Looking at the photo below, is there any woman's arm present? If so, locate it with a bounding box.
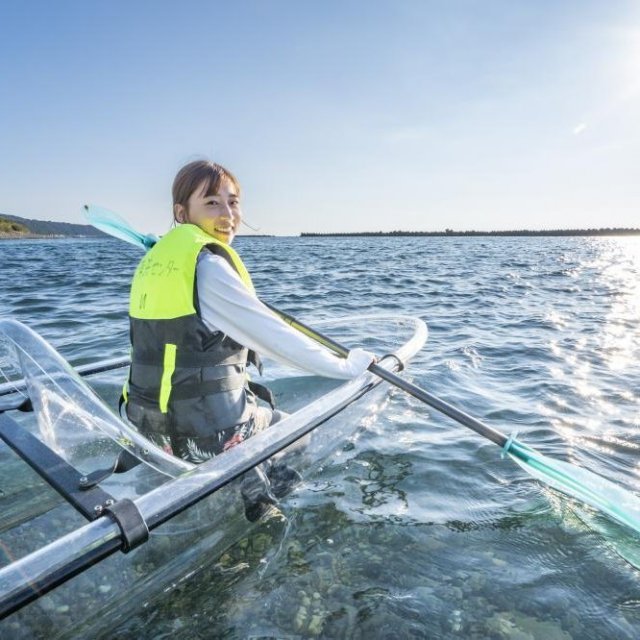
[196,252,373,379]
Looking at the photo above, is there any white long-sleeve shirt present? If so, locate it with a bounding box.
[196,252,373,380]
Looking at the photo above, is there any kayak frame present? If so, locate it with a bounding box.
[0,317,427,619]
[0,413,117,521]
[0,355,389,617]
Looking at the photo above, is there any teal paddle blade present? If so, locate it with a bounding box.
[507,440,640,535]
[83,205,157,250]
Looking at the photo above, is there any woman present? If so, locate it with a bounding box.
[124,160,374,516]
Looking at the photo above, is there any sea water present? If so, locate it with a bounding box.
[1,235,640,639]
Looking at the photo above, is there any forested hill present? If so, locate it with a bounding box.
[0,213,108,238]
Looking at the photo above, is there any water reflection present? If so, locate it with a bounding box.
[355,451,412,513]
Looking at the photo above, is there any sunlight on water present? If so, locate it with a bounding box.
[556,238,640,492]
[598,238,640,372]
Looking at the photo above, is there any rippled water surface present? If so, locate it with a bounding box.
[2,235,640,639]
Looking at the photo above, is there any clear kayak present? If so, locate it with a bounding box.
[0,315,426,637]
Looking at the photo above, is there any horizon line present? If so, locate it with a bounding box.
[298,228,640,238]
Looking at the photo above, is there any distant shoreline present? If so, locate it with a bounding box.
[0,233,97,240]
[0,233,63,240]
[301,228,640,238]
[0,233,272,241]
[2,228,639,241]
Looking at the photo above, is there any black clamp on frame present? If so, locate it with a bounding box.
[380,353,405,372]
[104,499,149,553]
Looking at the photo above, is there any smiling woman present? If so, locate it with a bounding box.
[123,159,376,517]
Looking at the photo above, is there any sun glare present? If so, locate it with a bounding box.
[599,238,640,372]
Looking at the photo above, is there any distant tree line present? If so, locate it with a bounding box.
[236,234,275,238]
[301,228,640,238]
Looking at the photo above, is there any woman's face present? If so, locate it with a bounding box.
[178,178,242,244]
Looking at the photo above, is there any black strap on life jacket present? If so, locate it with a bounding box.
[247,380,276,409]
[247,349,264,375]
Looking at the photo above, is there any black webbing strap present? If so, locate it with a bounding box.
[132,351,246,368]
[168,374,247,401]
[128,374,247,406]
[104,498,149,553]
[248,380,276,409]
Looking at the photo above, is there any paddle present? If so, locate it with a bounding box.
[85,205,640,536]
[84,205,158,249]
[267,307,640,534]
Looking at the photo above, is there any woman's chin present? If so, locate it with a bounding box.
[197,222,234,244]
[212,230,234,245]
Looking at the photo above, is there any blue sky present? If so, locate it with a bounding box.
[0,1,638,235]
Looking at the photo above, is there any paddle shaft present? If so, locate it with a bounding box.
[84,209,508,449]
[267,303,509,449]
[1,309,507,450]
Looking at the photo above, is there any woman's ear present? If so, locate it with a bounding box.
[174,204,186,224]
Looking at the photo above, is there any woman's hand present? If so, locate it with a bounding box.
[345,347,377,377]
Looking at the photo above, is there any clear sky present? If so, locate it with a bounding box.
[1,1,638,236]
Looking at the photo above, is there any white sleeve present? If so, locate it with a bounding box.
[195,252,373,380]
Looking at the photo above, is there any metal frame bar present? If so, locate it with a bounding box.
[0,414,115,521]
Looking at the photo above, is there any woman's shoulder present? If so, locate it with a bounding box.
[197,250,243,282]
[197,249,231,269]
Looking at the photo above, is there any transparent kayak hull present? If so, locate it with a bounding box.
[0,315,426,636]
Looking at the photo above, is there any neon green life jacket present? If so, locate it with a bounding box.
[126,224,262,462]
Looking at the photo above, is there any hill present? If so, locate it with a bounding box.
[0,213,108,238]
[0,218,30,235]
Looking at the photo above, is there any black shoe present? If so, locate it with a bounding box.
[243,497,279,523]
[241,465,278,522]
[268,462,302,499]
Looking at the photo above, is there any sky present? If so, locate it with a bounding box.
[0,1,638,236]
